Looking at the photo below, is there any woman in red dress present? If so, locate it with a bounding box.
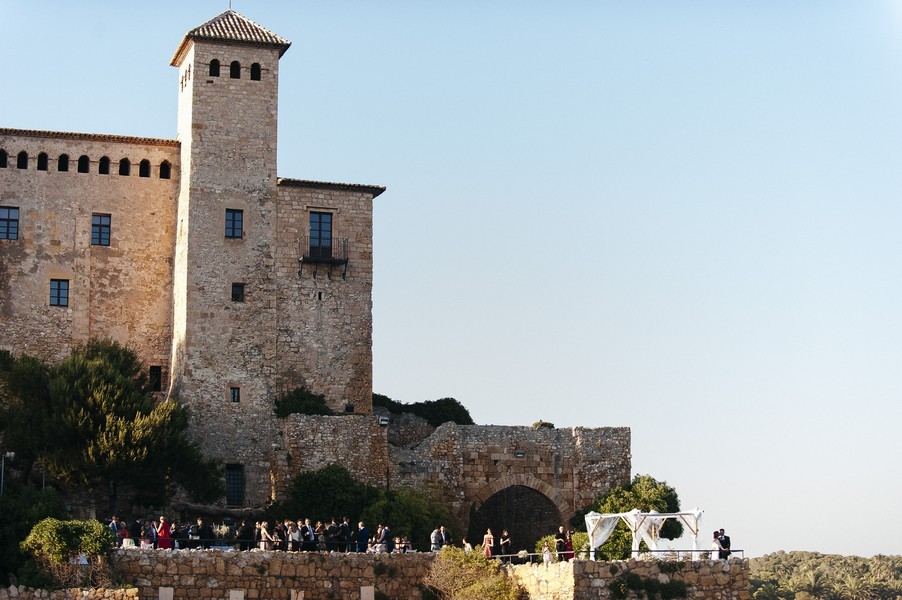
[482,528,494,558]
[156,516,173,550]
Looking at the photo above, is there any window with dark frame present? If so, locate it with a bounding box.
[50,279,69,307]
[119,158,130,176]
[77,155,90,173]
[58,154,69,172]
[225,464,245,506]
[209,59,220,77]
[91,214,111,246]
[149,366,162,392]
[309,211,333,259]
[17,151,27,169]
[250,63,261,80]
[231,282,245,302]
[99,157,110,175]
[139,160,151,177]
[1,207,19,240]
[225,209,243,239]
[229,386,240,403]
[37,153,48,171]
[230,61,241,79]
[160,161,171,179]
[0,149,7,168]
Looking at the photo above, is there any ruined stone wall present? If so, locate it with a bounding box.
[109,549,432,600]
[0,588,138,600]
[510,558,750,600]
[273,183,375,415]
[389,424,632,524]
[374,407,436,448]
[273,415,391,496]
[0,130,179,374]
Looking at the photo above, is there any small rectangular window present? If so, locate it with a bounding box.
[1,206,20,240]
[225,464,245,506]
[50,279,69,307]
[231,283,245,302]
[149,366,162,392]
[229,386,241,403]
[91,214,111,246]
[309,211,333,259]
[225,209,243,239]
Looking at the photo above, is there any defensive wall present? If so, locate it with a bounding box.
[0,553,750,600]
[275,415,631,548]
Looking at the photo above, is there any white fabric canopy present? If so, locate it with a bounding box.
[583,508,705,560]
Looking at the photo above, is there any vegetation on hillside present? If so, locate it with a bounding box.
[423,545,525,600]
[20,518,117,588]
[373,393,474,427]
[274,385,334,417]
[749,551,901,600]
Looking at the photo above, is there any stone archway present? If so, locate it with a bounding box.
[466,475,570,556]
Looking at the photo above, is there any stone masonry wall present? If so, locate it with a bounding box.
[110,549,432,600]
[0,130,180,375]
[510,558,750,600]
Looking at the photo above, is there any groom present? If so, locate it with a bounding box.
[718,529,731,559]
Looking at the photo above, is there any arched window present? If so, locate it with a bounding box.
[99,157,110,175]
[17,151,28,169]
[119,158,130,176]
[159,161,171,180]
[58,154,69,172]
[139,159,151,178]
[230,61,241,79]
[37,153,49,171]
[209,59,220,77]
[0,149,7,168]
[78,155,90,173]
[250,63,261,81]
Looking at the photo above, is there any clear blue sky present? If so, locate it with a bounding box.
[2,1,900,558]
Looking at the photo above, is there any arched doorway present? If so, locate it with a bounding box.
[467,485,562,556]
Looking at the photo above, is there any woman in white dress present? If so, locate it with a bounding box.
[711,530,724,559]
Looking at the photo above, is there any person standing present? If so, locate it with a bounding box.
[155,516,173,550]
[357,522,370,553]
[430,526,442,552]
[542,541,553,565]
[236,519,254,551]
[439,525,451,548]
[499,529,512,562]
[554,526,566,561]
[718,529,731,559]
[711,531,725,560]
[482,528,494,558]
[378,523,394,553]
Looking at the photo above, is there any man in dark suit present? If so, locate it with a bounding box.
[357,521,370,553]
[378,523,394,553]
[718,529,731,559]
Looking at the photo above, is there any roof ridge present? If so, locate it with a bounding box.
[171,10,291,66]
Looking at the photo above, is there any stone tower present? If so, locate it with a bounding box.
[169,12,296,503]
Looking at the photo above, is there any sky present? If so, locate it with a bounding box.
[2,1,901,558]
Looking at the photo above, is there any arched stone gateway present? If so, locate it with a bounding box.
[468,484,562,556]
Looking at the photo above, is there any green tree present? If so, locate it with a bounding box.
[269,464,376,521]
[20,518,116,588]
[0,340,223,515]
[579,474,683,560]
[361,486,453,551]
[373,393,474,427]
[423,546,524,600]
[0,351,54,483]
[274,386,334,417]
[0,481,66,586]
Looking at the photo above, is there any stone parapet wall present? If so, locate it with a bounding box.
[509,558,750,600]
[109,549,433,600]
[0,588,138,600]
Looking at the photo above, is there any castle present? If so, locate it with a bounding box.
[0,10,629,546]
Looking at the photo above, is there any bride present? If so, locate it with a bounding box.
[711,530,725,559]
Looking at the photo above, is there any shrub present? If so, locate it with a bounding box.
[532,421,554,429]
[275,386,334,417]
[20,518,116,588]
[373,393,474,427]
[422,546,524,600]
[0,481,66,586]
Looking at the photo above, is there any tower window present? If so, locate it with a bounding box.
[16,151,28,169]
[250,63,261,81]
[77,155,90,173]
[231,282,245,302]
[229,386,241,403]
[230,60,241,79]
[209,59,220,77]
[50,279,69,307]
[149,366,163,392]
[58,154,69,172]
[139,159,150,178]
[225,464,245,506]
[225,209,243,239]
[1,206,20,240]
[91,214,111,246]
[37,153,48,171]
[0,150,7,168]
[119,158,130,176]
[160,161,171,179]
[99,157,110,175]
[309,212,333,259]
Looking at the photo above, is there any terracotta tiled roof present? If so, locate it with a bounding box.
[278,178,386,199]
[0,127,179,147]
[171,10,292,66]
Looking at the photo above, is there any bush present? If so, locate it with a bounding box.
[422,546,524,600]
[532,421,554,429]
[275,386,334,417]
[0,481,66,586]
[20,518,116,588]
[373,393,474,427]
